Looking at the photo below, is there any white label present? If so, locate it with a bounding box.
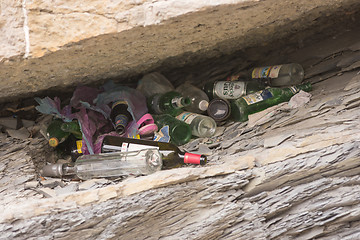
[176,112,198,124]
[122,143,159,152]
[268,65,282,78]
[214,81,246,99]
[252,65,282,79]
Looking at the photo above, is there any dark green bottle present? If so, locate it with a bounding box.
[153,114,192,146]
[230,82,312,122]
[47,119,82,147]
[61,120,82,139]
[56,135,83,161]
[47,119,71,147]
[148,91,191,116]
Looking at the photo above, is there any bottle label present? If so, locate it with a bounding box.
[176,112,197,124]
[242,89,273,105]
[289,86,299,94]
[112,100,128,109]
[153,126,170,143]
[76,140,83,154]
[184,153,201,165]
[120,142,159,152]
[252,65,282,79]
[214,81,246,99]
[115,114,129,129]
[171,97,184,108]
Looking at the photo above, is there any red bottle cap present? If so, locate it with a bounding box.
[184,153,207,165]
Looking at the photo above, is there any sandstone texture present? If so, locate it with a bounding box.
[0,0,359,103]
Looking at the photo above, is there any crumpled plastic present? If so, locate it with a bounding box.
[35,96,73,122]
[288,90,312,108]
[35,81,149,155]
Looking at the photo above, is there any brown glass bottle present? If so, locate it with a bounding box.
[101,135,207,169]
[110,100,133,135]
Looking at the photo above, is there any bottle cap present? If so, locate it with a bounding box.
[207,98,231,122]
[49,137,59,147]
[184,153,207,165]
[198,100,209,111]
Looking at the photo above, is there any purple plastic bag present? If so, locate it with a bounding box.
[35,81,149,155]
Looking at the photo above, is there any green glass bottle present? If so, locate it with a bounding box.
[46,118,71,147]
[60,120,82,139]
[203,80,265,100]
[153,114,192,146]
[230,82,312,122]
[148,91,191,116]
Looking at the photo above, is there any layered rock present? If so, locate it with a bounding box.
[0,24,360,239]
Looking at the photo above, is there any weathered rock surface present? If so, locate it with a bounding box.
[0,0,360,103]
[0,23,360,239]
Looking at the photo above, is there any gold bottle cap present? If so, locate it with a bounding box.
[49,138,59,147]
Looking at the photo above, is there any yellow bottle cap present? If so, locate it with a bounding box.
[76,140,83,153]
[49,138,59,147]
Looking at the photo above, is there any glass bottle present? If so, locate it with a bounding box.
[148,91,191,116]
[46,118,71,147]
[176,82,209,113]
[60,120,82,139]
[101,135,207,169]
[56,135,83,161]
[202,80,265,100]
[153,114,192,146]
[110,100,133,135]
[207,98,231,123]
[136,72,175,98]
[176,111,216,138]
[230,82,312,122]
[251,63,304,87]
[40,149,163,179]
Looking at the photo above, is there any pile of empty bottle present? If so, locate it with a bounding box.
[38,63,311,179]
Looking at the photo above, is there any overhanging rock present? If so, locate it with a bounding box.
[1,0,360,103]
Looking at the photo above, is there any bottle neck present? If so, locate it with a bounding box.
[171,96,191,109]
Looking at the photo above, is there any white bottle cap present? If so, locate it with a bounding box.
[199,100,209,111]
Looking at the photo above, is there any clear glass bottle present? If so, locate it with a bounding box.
[176,82,209,113]
[153,114,192,146]
[203,80,265,100]
[136,72,175,98]
[101,135,207,169]
[230,82,312,122]
[251,63,304,87]
[148,91,191,116]
[40,149,163,179]
[176,111,216,138]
